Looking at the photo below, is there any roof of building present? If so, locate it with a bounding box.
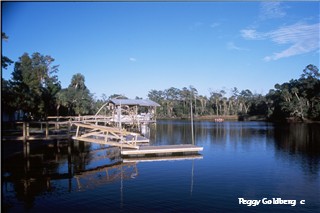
[109,99,160,107]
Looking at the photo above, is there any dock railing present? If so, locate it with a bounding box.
[2,120,74,141]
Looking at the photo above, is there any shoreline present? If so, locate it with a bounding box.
[157,115,320,123]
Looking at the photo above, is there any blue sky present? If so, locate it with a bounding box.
[2,1,319,99]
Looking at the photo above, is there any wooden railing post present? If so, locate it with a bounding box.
[76,125,80,137]
[68,121,71,137]
[23,122,27,142]
[45,122,49,139]
[26,122,30,137]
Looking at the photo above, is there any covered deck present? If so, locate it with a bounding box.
[107,99,160,127]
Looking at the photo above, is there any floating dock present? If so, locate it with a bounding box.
[121,144,203,157]
[122,154,203,163]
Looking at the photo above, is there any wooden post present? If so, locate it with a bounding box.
[120,129,123,152]
[26,142,30,156]
[23,122,27,142]
[76,126,80,137]
[45,122,49,139]
[105,131,108,142]
[26,122,30,137]
[67,121,71,137]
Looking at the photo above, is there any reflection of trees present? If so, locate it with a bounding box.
[273,123,320,175]
[151,120,193,145]
[2,140,121,211]
[152,120,272,146]
[2,137,202,212]
[3,142,68,210]
[274,123,320,155]
[152,121,320,177]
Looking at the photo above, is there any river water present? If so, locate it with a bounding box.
[2,121,320,212]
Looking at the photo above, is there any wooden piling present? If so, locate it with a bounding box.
[26,122,30,137]
[45,122,49,139]
[23,122,27,142]
[67,121,71,137]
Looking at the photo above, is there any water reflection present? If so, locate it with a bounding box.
[152,120,320,176]
[273,123,320,155]
[154,120,272,144]
[74,162,138,191]
[2,138,201,211]
[2,140,118,210]
[2,121,320,212]
[273,123,320,177]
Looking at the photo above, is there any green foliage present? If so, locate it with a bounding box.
[7,52,61,119]
[56,73,93,116]
[1,56,13,70]
[1,32,14,69]
[148,85,260,118]
[109,94,128,99]
[266,64,320,121]
[146,65,320,122]
[2,78,15,116]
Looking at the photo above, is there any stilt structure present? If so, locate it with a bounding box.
[72,123,148,149]
[71,122,203,156]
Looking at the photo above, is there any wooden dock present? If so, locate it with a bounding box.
[1,121,72,141]
[121,144,203,156]
[122,154,203,163]
[2,119,203,158]
[2,134,71,141]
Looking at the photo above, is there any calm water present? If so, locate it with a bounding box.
[2,121,320,212]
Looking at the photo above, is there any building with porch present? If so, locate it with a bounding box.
[107,99,160,128]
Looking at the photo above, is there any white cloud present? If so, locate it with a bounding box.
[265,22,320,61]
[241,22,320,61]
[240,29,264,40]
[227,42,249,51]
[259,2,286,20]
[129,57,137,62]
[268,23,318,44]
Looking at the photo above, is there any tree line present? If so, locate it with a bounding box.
[2,33,320,121]
[147,65,320,122]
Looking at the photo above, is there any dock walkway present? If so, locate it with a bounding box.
[2,119,203,157]
[121,144,203,156]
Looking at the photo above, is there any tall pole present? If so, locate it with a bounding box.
[119,100,122,153]
[119,100,122,130]
[190,99,194,145]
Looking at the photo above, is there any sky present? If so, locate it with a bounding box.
[2,1,320,99]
